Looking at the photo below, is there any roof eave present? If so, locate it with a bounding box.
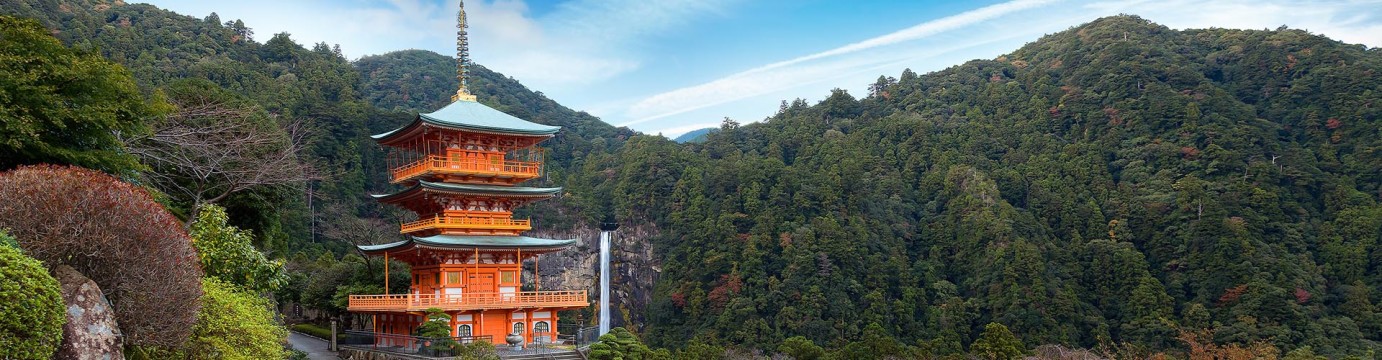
[417,115,560,136]
[357,236,579,254]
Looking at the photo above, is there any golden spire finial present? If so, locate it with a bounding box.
[452,0,476,102]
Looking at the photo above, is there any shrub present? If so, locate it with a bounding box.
[285,349,309,360]
[590,327,671,360]
[190,204,287,294]
[184,278,288,360]
[0,230,17,249]
[416,308,458,355]
[0,165,203,347]
[454,340,500,360]
[0,239,67,359]
[291,323,334,340]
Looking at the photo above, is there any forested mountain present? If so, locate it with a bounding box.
[596,16,1381,356]
[4,0,1381,358]
[674,128,718,143]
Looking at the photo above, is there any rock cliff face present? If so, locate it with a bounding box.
[526,222,661,332]
[53,265,122,360]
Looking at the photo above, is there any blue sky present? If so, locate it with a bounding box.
[140,0,1382,137]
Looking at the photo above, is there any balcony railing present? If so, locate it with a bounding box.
[399,215,532,234]
[392,155,541,184]
[348,290,588,312]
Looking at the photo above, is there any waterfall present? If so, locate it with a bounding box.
[598,229,612,335]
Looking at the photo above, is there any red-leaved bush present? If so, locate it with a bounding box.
[0,165,203,348]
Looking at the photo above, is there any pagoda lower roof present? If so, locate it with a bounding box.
[372,181,561,202]
[372,99,560,144]
[359,235,577,254]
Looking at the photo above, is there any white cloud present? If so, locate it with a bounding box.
[464,0,737,89]
[625,0,1382,133]
[621,0,1063,127]
[141,0,734,88]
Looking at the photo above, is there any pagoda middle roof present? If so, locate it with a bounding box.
[359,235,577,254]
[372,99,560,143]
[372,181,561,202]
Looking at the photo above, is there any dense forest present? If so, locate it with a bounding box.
[2,0,1380,358]
[629,16,1382,357]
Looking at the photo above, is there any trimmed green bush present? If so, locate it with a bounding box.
[291,323,335,340]
[0,238,67,360]
[589,327,671,360]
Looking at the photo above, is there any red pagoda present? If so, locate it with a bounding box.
[346,0,586,345]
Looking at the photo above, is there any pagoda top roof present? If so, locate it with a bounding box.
[359,235,577,254]
[372,181,560,202]
[372,99,560,144]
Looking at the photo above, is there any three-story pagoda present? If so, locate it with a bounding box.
[346,0,586,345]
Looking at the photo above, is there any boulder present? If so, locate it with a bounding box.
[53,265,122,360]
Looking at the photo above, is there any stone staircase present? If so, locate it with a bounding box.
[498,349,583,360]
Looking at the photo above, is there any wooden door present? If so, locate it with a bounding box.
[468,273,495,293]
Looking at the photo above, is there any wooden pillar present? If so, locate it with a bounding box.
[449,311,458,337]
[526,309,534,344]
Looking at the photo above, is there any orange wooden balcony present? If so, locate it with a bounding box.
[348,290,588,312]
[399,215,531,234]
[391,155,541,184]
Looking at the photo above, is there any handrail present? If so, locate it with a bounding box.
[348,290,588,312]
[399,215,532,234]
[392,155,541,183]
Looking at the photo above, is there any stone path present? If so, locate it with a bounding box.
[288,331,337,360]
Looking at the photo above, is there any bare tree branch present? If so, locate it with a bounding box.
[120,88,319,214]
[319,202,399,271]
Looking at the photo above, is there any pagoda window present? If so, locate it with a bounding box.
[447,272,461,284]
[457,324,472,337]
[534,321,549,333]
[513,322,524,334]
[500,271,516,284]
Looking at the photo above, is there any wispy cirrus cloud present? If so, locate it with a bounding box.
[622,0,1382,135]
[141,0,737,88]
[466,0,738,87]
[620,0,1063,127]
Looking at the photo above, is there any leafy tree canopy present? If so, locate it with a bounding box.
[0,15,160,175]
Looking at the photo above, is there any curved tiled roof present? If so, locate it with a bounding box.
[372,99,560,142]
[359,235,577,253]
[371,181,561,202]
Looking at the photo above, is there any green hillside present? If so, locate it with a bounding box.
[673,127,718,143]
[596,16,1381,356]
